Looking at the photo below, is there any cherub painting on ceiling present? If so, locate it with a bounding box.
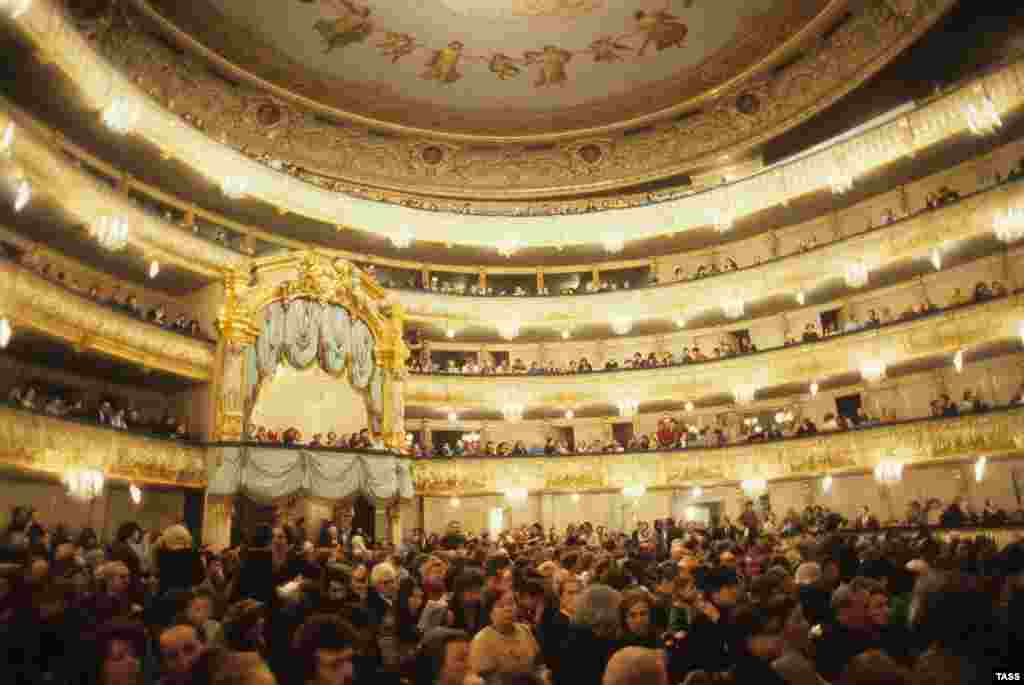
[304,0,697,87]
[423,41,465,83]
[313,0,373,53]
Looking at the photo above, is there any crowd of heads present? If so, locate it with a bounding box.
[8,244,209,340]
[6,381,192,439]
[2,497,1023,685]
[250,426,381,450]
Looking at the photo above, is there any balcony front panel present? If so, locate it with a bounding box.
[0,404,206,488]
[0,260,216,381]
[395,180,1024,330]
[410,405,1024,496]
[5,102,246,277]
[404,294,1023,408]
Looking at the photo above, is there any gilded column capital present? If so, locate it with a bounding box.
[216,268,259,347]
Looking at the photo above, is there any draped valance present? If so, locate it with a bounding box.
[208,446,413,503]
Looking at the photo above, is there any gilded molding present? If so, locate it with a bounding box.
[0,261,215,381]
[410,406,1024,495]
[403,295,1024,407]
[2,98,245,276]
[0,405,207,488]
[65,0,952,198]
[397,180,1024,328]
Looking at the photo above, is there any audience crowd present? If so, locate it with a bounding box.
[5,382,194,440]
[0,242,209,341]
[1,496,1022,685]
[414,392,1014,458]
[249,427,383,451]
[407,280,1007,376]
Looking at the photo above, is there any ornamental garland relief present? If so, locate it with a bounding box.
[77,0,952,198]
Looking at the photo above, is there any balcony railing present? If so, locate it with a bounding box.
[410,404,1024,496]
[0,258,215,380]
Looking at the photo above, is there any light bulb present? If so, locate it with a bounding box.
[564,409,574,420]
[450,497,460,508]
[149,260,160,279]
[930,248,942,271]
[129,483,142,504]
[0,122,13,154]
[0,317,11,348]
[391,226,414,249]
[445,328,456,339]
[571,493,580,503]
[953,349,964,374]
[810,382,819,397]
[447,411,458,423]
[796,291,806,306]
[821,475,833,493]
[691,486,703,499]
[561,329,570,339]
[684,401,694,412]
[13,179,30,213]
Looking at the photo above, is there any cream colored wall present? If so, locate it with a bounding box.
[250,365,369,437]
[417,455,1024,535]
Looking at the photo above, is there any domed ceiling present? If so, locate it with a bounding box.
[149,0,832,137]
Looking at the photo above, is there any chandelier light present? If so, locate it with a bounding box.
[930,248,942,271]
[390,225,414,249]
[828,162,854,195]
[774,410,794,425]
[564,409,574,420]
[220,175,250,199]
[684,401,694,412]
[845,261,869,288]
[860,360,887,383]
[821,474,833,493]
[722,298,744,319]
[571,493,580,503]
[796,290,806,306]
[622,484,646,499]
[974,456,987,483]
[149,260,160,279]
[13,178,30,213]
[711,204,737,233]
[617,398,639,418]
[0,122,13,154]
[994,208,1024,243]
[733,385,757,405]
[3,0,32,19]
[874,461,903,486]
[505,488,528,504]
[498,321,520,340]
[129,483,142,505]
[963,94,1003,136]
[610,316,632,335]
[63,468,105,501]
[675,318,686,329]
[445,327,456,339]
[502,403,525,423]
[810,382,819,397]
[0,317,12,348]
[446,410,458,423]
[953,349,964,374]
[561,329,571,339]
[101,96,141,134]
[496,236,520,258]
[89,215,129,251]
[449,496,460,508]
[741,478,767,498]
[691,486,703,499]
[602,232,625,254]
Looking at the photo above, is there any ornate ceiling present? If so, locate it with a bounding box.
[156,0,826,137]
[73,0,951,200]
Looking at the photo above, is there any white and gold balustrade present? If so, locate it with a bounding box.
[0,402,207,488]
[0,98,245,277]
[0,256,215,380]
[410,405,1024,497]
[404,292,1024,411]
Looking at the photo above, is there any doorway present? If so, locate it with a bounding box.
[554,426,574,452]
[351,496,375,543]
[835,393,863,423]
[612,422,634,447]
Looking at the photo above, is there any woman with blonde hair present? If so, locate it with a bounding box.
[155,524,204,597]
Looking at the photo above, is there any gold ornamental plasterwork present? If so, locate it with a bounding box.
[410,406,1024,495]
[397,179,1024,329]
[403,295,1024,407]
[72,0,953,198]
[0,405,207,488]
[0,260,215,381]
